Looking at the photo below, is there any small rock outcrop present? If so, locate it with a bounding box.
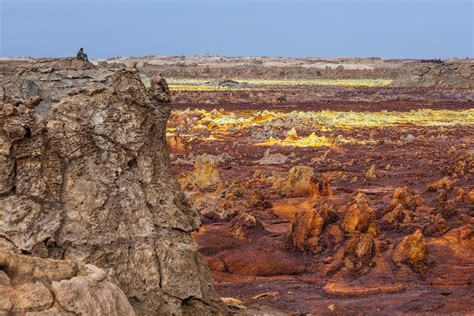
[228,213,265,241]
[257,148,288,165]
[289,202,339,254]
[309,174,333,198]
[380,187,424,231]
[342,233,375,272]
[179,154,221,189]
[393,229,429,275]
[0,63,226,314]
[273,165,315,197]
[289,208,325,254]
[341,193,378,236]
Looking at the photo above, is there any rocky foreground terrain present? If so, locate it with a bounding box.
[0,56,473,315]
[0,59,230,315]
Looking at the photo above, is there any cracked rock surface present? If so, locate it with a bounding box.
[0,60,226,315]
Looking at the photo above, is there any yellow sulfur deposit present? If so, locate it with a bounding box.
[170,108,474,132]
[256,132,373,148]
[168,108,474,148]
[256,133,332,147]
[168,78,393,89]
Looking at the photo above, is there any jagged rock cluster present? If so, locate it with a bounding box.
[288,183,430,277]
[0,60,226,315]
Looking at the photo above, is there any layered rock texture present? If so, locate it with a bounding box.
[0,250,135,315]
[0,60,226,315]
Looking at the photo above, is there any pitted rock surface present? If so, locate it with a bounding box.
[0,64,226,314]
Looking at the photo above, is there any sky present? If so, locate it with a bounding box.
[1,0,473,59]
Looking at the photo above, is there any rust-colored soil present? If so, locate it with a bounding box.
[169,84,474,314]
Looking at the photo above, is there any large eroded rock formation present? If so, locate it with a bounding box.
[0,62,226,314]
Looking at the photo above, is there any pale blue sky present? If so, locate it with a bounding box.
[1,0,473,59]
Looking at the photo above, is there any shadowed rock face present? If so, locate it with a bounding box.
[0,63,226,314]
